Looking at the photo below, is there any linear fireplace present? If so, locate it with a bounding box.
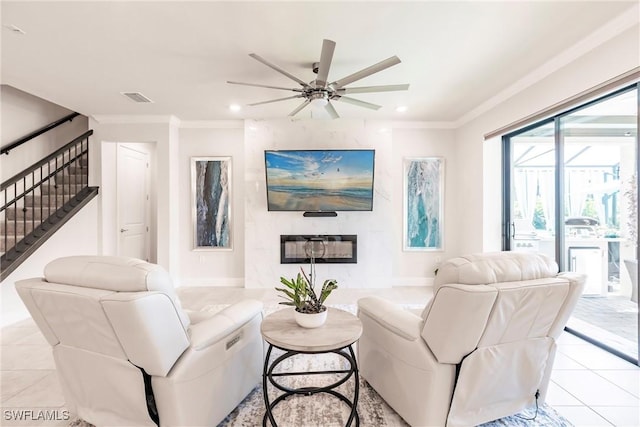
[280,235,357,264]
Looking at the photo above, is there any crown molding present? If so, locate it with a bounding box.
[390,121,457,129]
[454,3,640,128]
[91,115,181,126]
[179,120,244,129]
[90,115,457,130]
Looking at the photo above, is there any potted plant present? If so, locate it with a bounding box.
[276,267,338,328]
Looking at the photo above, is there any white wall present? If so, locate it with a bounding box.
[89,118,180,277]
[178,126,245,286]
[1,85,88,181]
[1,198,99,327]
[174,120,459,288]
[456,24,640,254]
[0,86,96,327]
[391,127,458,282]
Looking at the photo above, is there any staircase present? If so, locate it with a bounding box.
[1,130,99,280]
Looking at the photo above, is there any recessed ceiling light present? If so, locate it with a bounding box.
[395,106,408,113]
[229,104,242,112]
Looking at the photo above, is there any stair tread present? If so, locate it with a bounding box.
[1,186,99,280]
[1,130,93,279]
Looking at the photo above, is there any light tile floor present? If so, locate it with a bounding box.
[1,287,639,427]
[571,295,639,358]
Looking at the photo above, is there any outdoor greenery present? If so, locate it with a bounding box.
[532,196,547,230]
[625,173,637,246]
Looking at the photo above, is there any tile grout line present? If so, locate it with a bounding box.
[549,378,618,426]
[0,370,54,405]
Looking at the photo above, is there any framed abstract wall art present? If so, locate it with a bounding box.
[191,157,232,250]
[403,157,444,251]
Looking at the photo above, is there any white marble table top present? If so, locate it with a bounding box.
[261,307,363,352]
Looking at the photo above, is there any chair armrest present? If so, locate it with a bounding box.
[189,299,263,351]
[557,271,586,287]
[184,308,217,324]
[549,272,586,338]
[357,296,423,341]
[101,292,190,376]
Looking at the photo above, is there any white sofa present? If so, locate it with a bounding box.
[16,256,264,427]
[357,251,585,427]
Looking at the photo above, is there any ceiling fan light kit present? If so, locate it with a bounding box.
[227,39,410,119]
[309,92,329,108]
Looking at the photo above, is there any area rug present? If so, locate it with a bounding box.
[216,303,572,426]
[220,386,570,427]
[70,303,573,426]
[217,347,573,427]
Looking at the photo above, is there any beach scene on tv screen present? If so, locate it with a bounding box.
[265,150,375,211]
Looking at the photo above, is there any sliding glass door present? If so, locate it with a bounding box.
[504,85,639,363]
[508,119,556,260]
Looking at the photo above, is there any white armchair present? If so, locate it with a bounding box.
[16,256,263,427]
[357,251,585,427]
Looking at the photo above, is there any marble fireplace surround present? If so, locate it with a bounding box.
[244,119,392,289]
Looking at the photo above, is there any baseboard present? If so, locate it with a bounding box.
[393,277,434,287]
[177,277,434,288]
[176,278,244,288]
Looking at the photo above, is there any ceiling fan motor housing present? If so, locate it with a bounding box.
[309,90,327,99]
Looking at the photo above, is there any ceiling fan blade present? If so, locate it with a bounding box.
[248,95,304,107]
[336,83,409,94]
[289,99,311,116]
[324,101,339,119]
[335,96,382,110]
[330,56,401,89]
[315,39,336,88]
[249,53,310,88]
[227,81,303,92]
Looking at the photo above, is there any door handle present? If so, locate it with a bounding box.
[120,228,129,233]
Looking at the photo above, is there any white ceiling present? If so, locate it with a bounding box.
[1,1,637,123]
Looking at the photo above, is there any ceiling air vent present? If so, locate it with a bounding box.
[121,92,153,103]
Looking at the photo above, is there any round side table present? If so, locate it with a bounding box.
[260,307,363,427]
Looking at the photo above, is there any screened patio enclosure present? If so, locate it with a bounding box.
[505,85,638,363]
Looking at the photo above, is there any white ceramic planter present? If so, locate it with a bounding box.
[294,309,328,328]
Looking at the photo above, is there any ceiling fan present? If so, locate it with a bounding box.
[227,39,409,119]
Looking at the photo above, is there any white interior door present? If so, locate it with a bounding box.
[117,144,150,261]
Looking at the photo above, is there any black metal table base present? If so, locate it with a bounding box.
[262,344,360,427]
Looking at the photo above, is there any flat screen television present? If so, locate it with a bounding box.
[264,149,375,212]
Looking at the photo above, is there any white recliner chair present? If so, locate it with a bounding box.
[357,251,585,427]
[16,256,264,427]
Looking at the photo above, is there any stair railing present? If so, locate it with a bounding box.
[1,130,93,261]
[0,112,80,156]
